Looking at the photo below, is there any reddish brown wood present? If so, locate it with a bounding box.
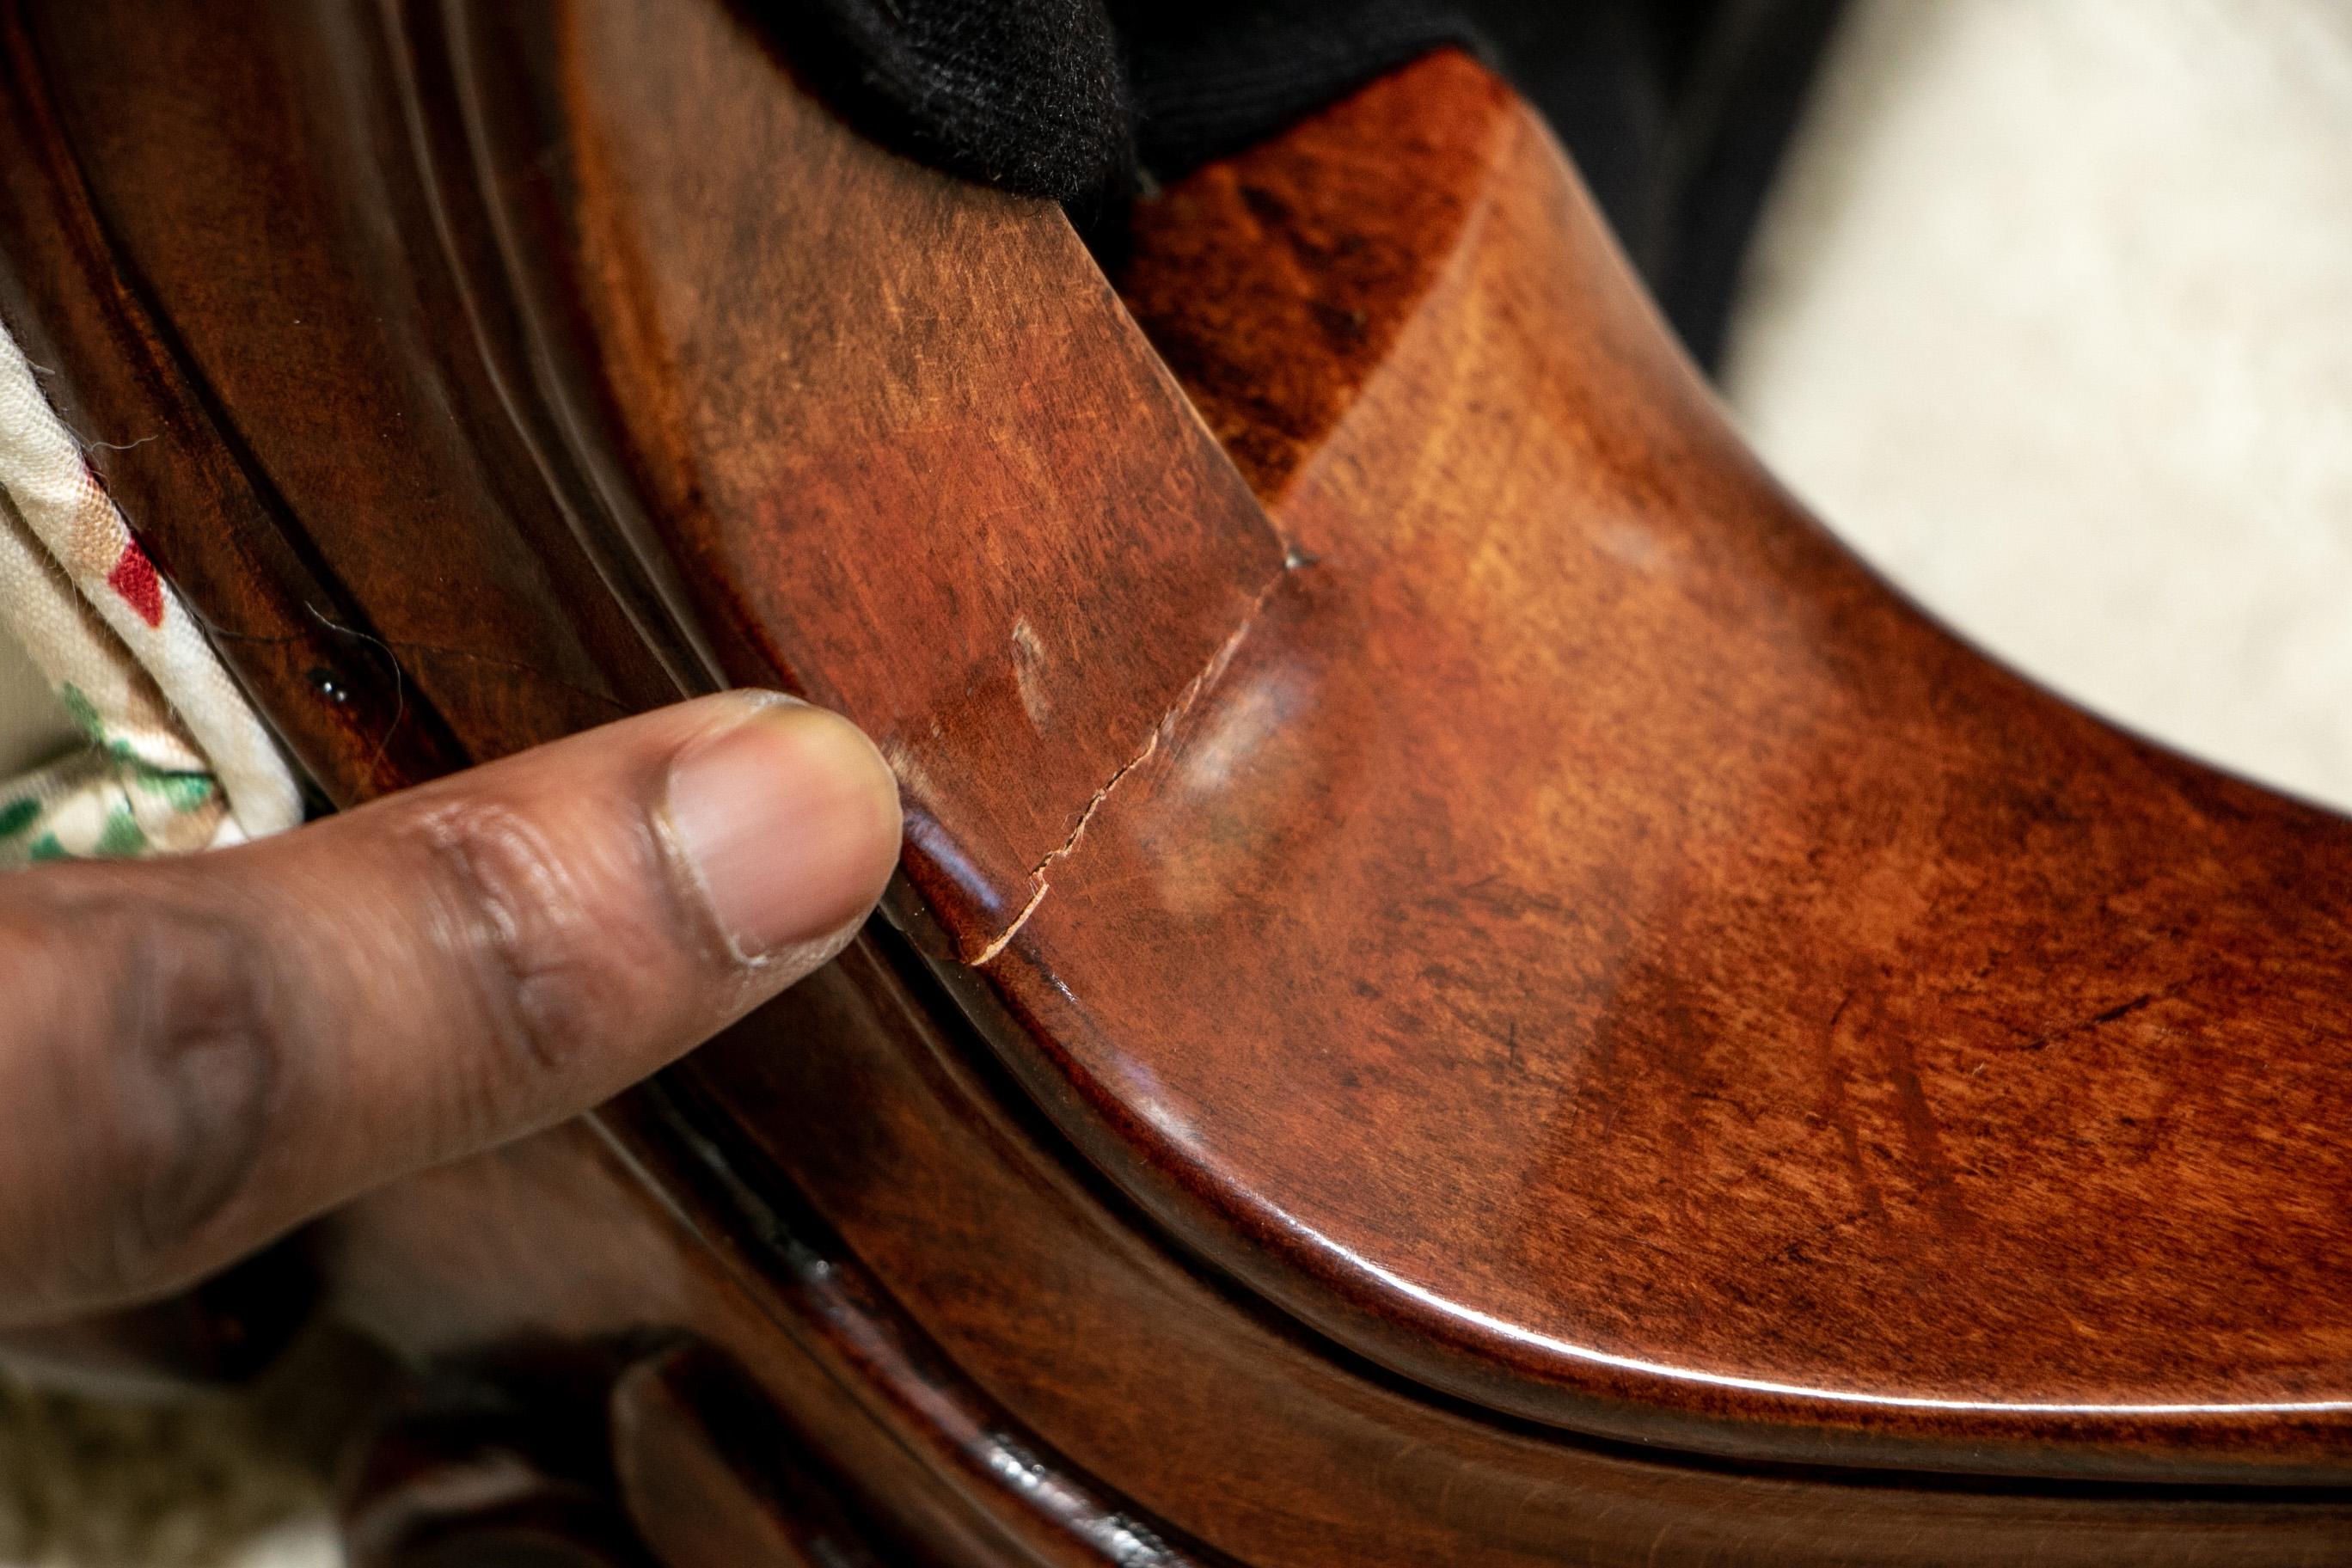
[972,47,2352,1476]
[500,0,1288,957]
[343,1338,904,1568]
[328,1099,1246,1567]
[610,1344,900,1568]
[671,932,2352,1564]
[328,1001,2352,1566]
[9,0,2352,1559]
[1115,55,1516,499]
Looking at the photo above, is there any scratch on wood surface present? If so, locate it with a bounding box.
[1010,615,1051,729]
[968,562,1292,965]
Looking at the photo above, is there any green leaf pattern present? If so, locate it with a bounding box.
[0,686,226,868]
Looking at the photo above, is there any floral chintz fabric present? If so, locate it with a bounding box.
[0,316,298,867]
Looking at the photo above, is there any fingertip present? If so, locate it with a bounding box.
[663,696,902,959]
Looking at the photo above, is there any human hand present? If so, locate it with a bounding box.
[0,692,901,1325]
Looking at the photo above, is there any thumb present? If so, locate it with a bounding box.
[0,691,900,1323]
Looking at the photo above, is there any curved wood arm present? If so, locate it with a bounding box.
[1055,49,2352,1478]
[8,0,2352,1557]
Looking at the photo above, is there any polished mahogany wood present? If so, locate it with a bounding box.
[343,1338,904,1567]
[319,983,2352,1565]
[669,928,2352,1563]
[1116,57,1518,501]
[610,1343,903,1567]
[959,46,2352,1477]
[9,0,2352,1558]
[454,0,1288,957]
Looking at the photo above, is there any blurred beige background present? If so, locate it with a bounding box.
[1725,0,2352,814]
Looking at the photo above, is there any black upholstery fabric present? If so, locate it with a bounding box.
[753,0,1847,374]
[755,0,1133,207]
[1110,1,1475,177]
[1491,0,1848,371]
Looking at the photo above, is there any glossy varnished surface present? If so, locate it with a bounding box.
[301,939,2352,1565]
[969,52,2352,1473]
[1113,58,1516,499]
[672,934,2352,1562]
[512,15,2352,1476]
[11,0,2352,1545]
[518,0,1286,956]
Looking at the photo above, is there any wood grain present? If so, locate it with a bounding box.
[9,0,2352,1557]
[611,1344,902,1568]
[492,0,1289,956]
[677,931,2352,1563]
[971,48,2352,1474]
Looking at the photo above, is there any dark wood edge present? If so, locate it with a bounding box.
[590,1078,1240,1568]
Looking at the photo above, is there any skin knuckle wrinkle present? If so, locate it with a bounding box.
[0,885,285,1305]
[407,799,628,1087]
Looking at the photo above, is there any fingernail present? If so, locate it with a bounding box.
[665,700,902,957]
